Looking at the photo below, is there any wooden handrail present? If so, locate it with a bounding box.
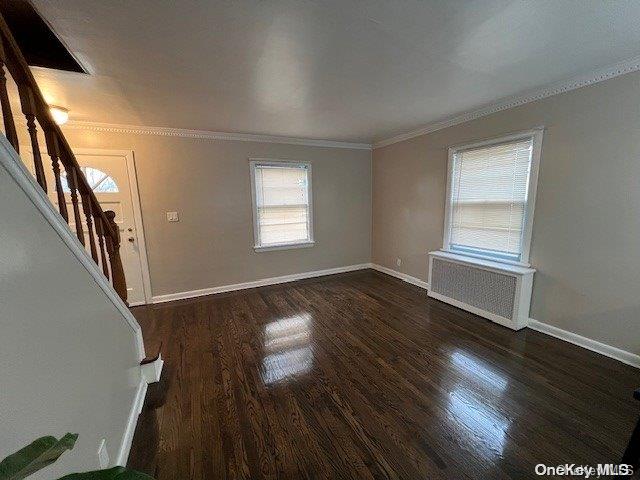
[0,12,127,303]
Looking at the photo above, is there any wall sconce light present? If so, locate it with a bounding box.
[49,105,69,125]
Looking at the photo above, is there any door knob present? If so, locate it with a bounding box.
[128,237,135,243]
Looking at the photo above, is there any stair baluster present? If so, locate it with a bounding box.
[66,165,85,246]
[43,129,69,222]
[18,84,47,192]
[80,189,99,264]
[95,216,110,279]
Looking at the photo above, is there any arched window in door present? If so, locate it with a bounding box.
[61,166,119,193]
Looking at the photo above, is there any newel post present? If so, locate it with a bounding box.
[105,210,127,303]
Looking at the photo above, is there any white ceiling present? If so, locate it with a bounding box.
[30,0,640,144]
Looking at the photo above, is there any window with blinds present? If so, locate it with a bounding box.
[251,161,313,250]
[445,134,540,264]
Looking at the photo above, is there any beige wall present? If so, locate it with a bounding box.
[373,71,640,355]
[60,129,372,297]
[55,71,639,356]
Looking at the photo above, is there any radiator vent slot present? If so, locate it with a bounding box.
[431,258,516,319]
[428,252,535,330]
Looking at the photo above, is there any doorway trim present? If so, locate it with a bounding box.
[73,148,152,305]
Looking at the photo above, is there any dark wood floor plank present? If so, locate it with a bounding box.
[129,270,639,479]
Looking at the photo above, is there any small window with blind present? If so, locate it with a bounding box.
[443,129,543,265]
[250,160,314,251]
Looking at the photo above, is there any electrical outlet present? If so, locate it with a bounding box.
[166,211,179,222]
[396,257,402,267]
[97,439,109,469]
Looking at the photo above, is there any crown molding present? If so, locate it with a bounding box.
[373,55,640,149]
[64,121,372,150]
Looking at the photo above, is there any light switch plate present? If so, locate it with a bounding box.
[166,211,179,222]
[97,439,109,469]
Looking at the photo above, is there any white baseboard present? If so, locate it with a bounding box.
[141,355,164,384]
[115,378,148,467]
[528,319,640,369]
[148,262,639,370]
[151,263,372,303]
[115,357,164,466]
[370,263,430,290]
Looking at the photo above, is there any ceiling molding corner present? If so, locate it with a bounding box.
[373,55,640,149]
[64,121,372,150]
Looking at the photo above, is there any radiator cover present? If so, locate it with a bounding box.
[427,251,535,330]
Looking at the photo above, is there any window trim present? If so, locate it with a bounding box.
[442,127,544,267]
[249,158,314,252]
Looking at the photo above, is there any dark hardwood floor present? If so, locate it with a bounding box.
[128,270,639,479]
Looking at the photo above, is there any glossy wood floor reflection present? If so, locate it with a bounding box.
[128,270,639,479]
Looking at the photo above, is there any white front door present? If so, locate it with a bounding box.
[22,147,150,305]
[71,151,148,305]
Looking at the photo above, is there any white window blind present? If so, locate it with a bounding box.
[447,137,534,262]
[252,162,312,248]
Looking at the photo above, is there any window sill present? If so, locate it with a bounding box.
[430,250,536,275]
[254,241,315,252]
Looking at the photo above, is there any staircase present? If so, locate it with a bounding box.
[0,12,164,471]
[0,12,127,302]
